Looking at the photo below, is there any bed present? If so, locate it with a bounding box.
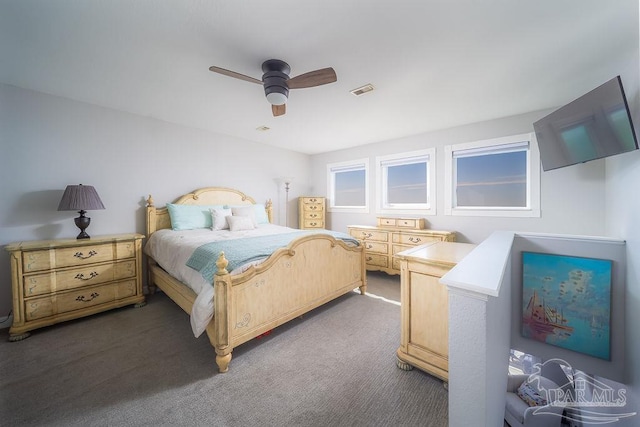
[145,187,366,373]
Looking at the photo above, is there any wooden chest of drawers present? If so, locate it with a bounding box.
[298,197,325,229]
[348,221,455,275]
[5,233,145,341]
[395,242,477,382]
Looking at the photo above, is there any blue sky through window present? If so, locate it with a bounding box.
[456,150,527,207]
[335,169,366,206]
[387,162,427,204]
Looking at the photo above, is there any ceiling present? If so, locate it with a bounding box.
[1,1,637,155]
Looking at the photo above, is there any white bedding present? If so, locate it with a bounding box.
[144,224,302,337]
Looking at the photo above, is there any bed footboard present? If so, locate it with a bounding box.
[209,234,366,373]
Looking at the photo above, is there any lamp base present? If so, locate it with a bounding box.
[74,211,91,239]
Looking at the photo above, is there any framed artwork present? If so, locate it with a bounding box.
[521,252,612,360]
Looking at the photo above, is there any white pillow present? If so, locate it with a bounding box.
[227,215,255,231]
[210,207,232,230]
[231,206,258,227]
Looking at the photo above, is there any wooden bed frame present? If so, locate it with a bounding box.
[145,187,366,373]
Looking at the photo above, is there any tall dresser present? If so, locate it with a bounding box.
[348,217,455,275]
[298,197,325,229]
[5,233,145,341]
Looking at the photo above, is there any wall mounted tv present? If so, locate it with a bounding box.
[533,76,638,171]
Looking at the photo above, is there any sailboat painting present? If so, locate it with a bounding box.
[522,252,612,360]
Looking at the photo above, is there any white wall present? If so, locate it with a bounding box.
[308,110,607,244]
[605,150,640,423]
[0,84,311,320]
[604,100,640,422]
[600,20,640,422]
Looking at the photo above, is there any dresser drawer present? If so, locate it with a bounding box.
[364,253,388,268]
[377,217,425,229]
[302,220,324,229]
[349,229,389,242]
[301,197,323,205]
[303,211,323,220]
[24,279,138,321]
[363,241,388,254]
[397,218,424,229]
[392,245,413,270]
[23,259,137,297]
[303,204,323,213]
[22,241,135,273]
[378,217,397,227]
[393,233,440,246]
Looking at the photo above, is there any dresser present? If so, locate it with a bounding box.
[395,241,476,382]
[5,233,145,341]
[298,197,325,229]
[347,218,455,275]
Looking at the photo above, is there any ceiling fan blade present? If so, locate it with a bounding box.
[208,66,262,85]
[287,67,337,89]
[272,104,286,117]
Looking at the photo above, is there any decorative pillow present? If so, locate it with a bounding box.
[517,380,547,407]
[231,206,258,227]
[210,207,232,230]
[227,215,255,231]
[253,204,270,224]
[167,204,223,230]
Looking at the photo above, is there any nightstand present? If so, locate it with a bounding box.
[5,233,145,341]
[395,241,476,381]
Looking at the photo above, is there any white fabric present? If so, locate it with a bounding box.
[227,215,255,231]
[144,224,297,337]
[210,207,231,230]
[231,205,258,227]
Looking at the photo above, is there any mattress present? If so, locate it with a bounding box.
[144,224,357,337]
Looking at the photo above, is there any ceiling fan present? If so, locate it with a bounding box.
[209,59,337,117]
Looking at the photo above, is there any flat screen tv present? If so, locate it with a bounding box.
[533,76,639,171]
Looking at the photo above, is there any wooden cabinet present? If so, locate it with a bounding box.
[395,242,476,381]
[5,233,145,341]
[298,197,325,229]
[347,218,455,275]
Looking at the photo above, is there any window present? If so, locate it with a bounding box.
[327,158,369,213]
[376,148,436,215]
[444,133,540,217]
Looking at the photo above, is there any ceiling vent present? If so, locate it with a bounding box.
[350,84,375,96]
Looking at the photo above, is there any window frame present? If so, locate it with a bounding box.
[375,148,436,215]
[444,133,540,217]
[327,158,370,213]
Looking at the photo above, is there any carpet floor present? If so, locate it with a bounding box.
[0,272,448,426]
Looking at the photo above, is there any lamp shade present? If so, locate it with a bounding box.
[57,184,105,211]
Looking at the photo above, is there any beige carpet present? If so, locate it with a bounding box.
[0,272,448,426]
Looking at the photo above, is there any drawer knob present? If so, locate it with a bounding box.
[76,292,100,302]
[366,244,373,249]
[74,250,97,260]
[366,257,373,262]
[75,271,99,281]
[409,237,422,243]
[361,232,373,239]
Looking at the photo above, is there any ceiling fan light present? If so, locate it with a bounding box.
[266,92,287,106]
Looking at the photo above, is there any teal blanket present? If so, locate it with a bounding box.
[186,230,359,284]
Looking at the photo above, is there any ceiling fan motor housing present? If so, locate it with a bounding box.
[262,59,290,105]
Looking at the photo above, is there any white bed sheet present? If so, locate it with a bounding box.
[144,224,300,337]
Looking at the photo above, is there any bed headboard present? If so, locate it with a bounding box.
[146,187,273,236]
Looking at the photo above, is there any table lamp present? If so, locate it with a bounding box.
[57,184,105,239]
